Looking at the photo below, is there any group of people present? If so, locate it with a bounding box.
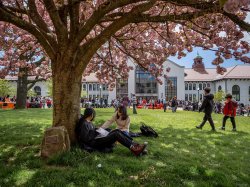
[75,105,147,157]
[196,87,238,131]
[26,96,52,108]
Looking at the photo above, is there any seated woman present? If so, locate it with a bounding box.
[75,108,147,156]
[101,105,130,136]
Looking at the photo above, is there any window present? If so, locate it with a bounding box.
[165,77,177,101]
[34,86,41,96]
[116,79,128,98]
[93,84,96,91]
[136,66,157,94]
[185,94,188,101]
[193,84,196,90]
[199,83,202,90]
[89,84,92,91]
[218,86,222,92]
[185,83,188,90]
[207,83,210,87]
[203,83,206,90]
[189,94,192,101]
[189,83,192,90]
[97,84,100,91]
[82,84,86,91]
[200,94,203,101]
[193,94,197,102]
[232,85,240,101]
[102,84,107,91]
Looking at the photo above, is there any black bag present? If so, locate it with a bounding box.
[140,123,158,137]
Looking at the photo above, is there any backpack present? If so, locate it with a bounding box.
[41,126,70,158]
[140,123,158,137]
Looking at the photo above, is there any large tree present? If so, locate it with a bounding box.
[0,24,51,108]
[0,0,249,142]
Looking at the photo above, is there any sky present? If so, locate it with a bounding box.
[169,14,250,68]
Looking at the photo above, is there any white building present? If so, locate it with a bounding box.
[184,55,250,105]
[83,58,185,103]
[5,55,250,105]
[5,75,48,96]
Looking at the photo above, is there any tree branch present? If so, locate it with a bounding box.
[223,12,250,32]
[0,5,56,59]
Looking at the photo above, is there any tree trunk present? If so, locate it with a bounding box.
[52,62,82,143]
[15,68,28,109]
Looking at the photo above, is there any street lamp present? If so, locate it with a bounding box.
[197,87,200,102]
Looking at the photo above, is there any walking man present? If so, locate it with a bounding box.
[196,87,216,131]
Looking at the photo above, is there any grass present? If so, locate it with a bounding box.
[0,108,250,187]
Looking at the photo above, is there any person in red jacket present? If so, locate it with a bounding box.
[220,94,238,131]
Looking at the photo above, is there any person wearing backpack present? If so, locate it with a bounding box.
[196,87,216,131]
[75,108,147,156]
[220,94,238,131]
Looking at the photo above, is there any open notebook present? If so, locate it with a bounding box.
[95,128,109,139]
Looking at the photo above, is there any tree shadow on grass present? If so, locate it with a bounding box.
[1,122,250,186]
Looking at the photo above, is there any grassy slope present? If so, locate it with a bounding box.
[0,108,249,187]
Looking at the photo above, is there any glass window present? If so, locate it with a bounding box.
[232,85,240,101]
[116,79,128,99]
[136,66,157,94]
[193,84,196,90]
[200,94,203,101]
[102,84,106,91]
[165,77,177,101]
[189,83,192,90]
[185,83,188,90]
[207,83,210,87]
[185,94,188,101]
[203,83,206,90]
[199,83,202,90]
[34,86,41,96]
[97,84,100,91]
[89,84,92,91]
[93,84,96,91]
[218,86,222,91]
[82,84,86,91]
[93,94,96,99]
[189,94,192,101]
[193,94,197,102]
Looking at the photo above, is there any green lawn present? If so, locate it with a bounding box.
[0,108,250,187]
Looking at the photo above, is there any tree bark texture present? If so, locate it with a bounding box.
[15,68,28,109]
[52,57,82,143]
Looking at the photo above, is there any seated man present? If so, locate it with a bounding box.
[75,108,147,156]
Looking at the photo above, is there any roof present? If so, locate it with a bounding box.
[5,75,38,81]
[185,65,250,82]
[82,73,99,82]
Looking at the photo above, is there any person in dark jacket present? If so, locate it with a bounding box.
[171,96,178,112]
[196,87,216,131]
[75,108,147,156]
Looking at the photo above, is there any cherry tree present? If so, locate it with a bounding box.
[0,23,51,108]
[0,0,249,142]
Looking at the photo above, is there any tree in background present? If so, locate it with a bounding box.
[0,24,51,108]
[0,79,15,98]
[214,90,226,102]
[0,0,249,142]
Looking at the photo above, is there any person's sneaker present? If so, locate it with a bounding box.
[196,126,202,129]
[232,128,237,132]
[219,127,225,130]
[130,143,147,156]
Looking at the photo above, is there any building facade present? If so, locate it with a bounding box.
[4,56,250,105]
